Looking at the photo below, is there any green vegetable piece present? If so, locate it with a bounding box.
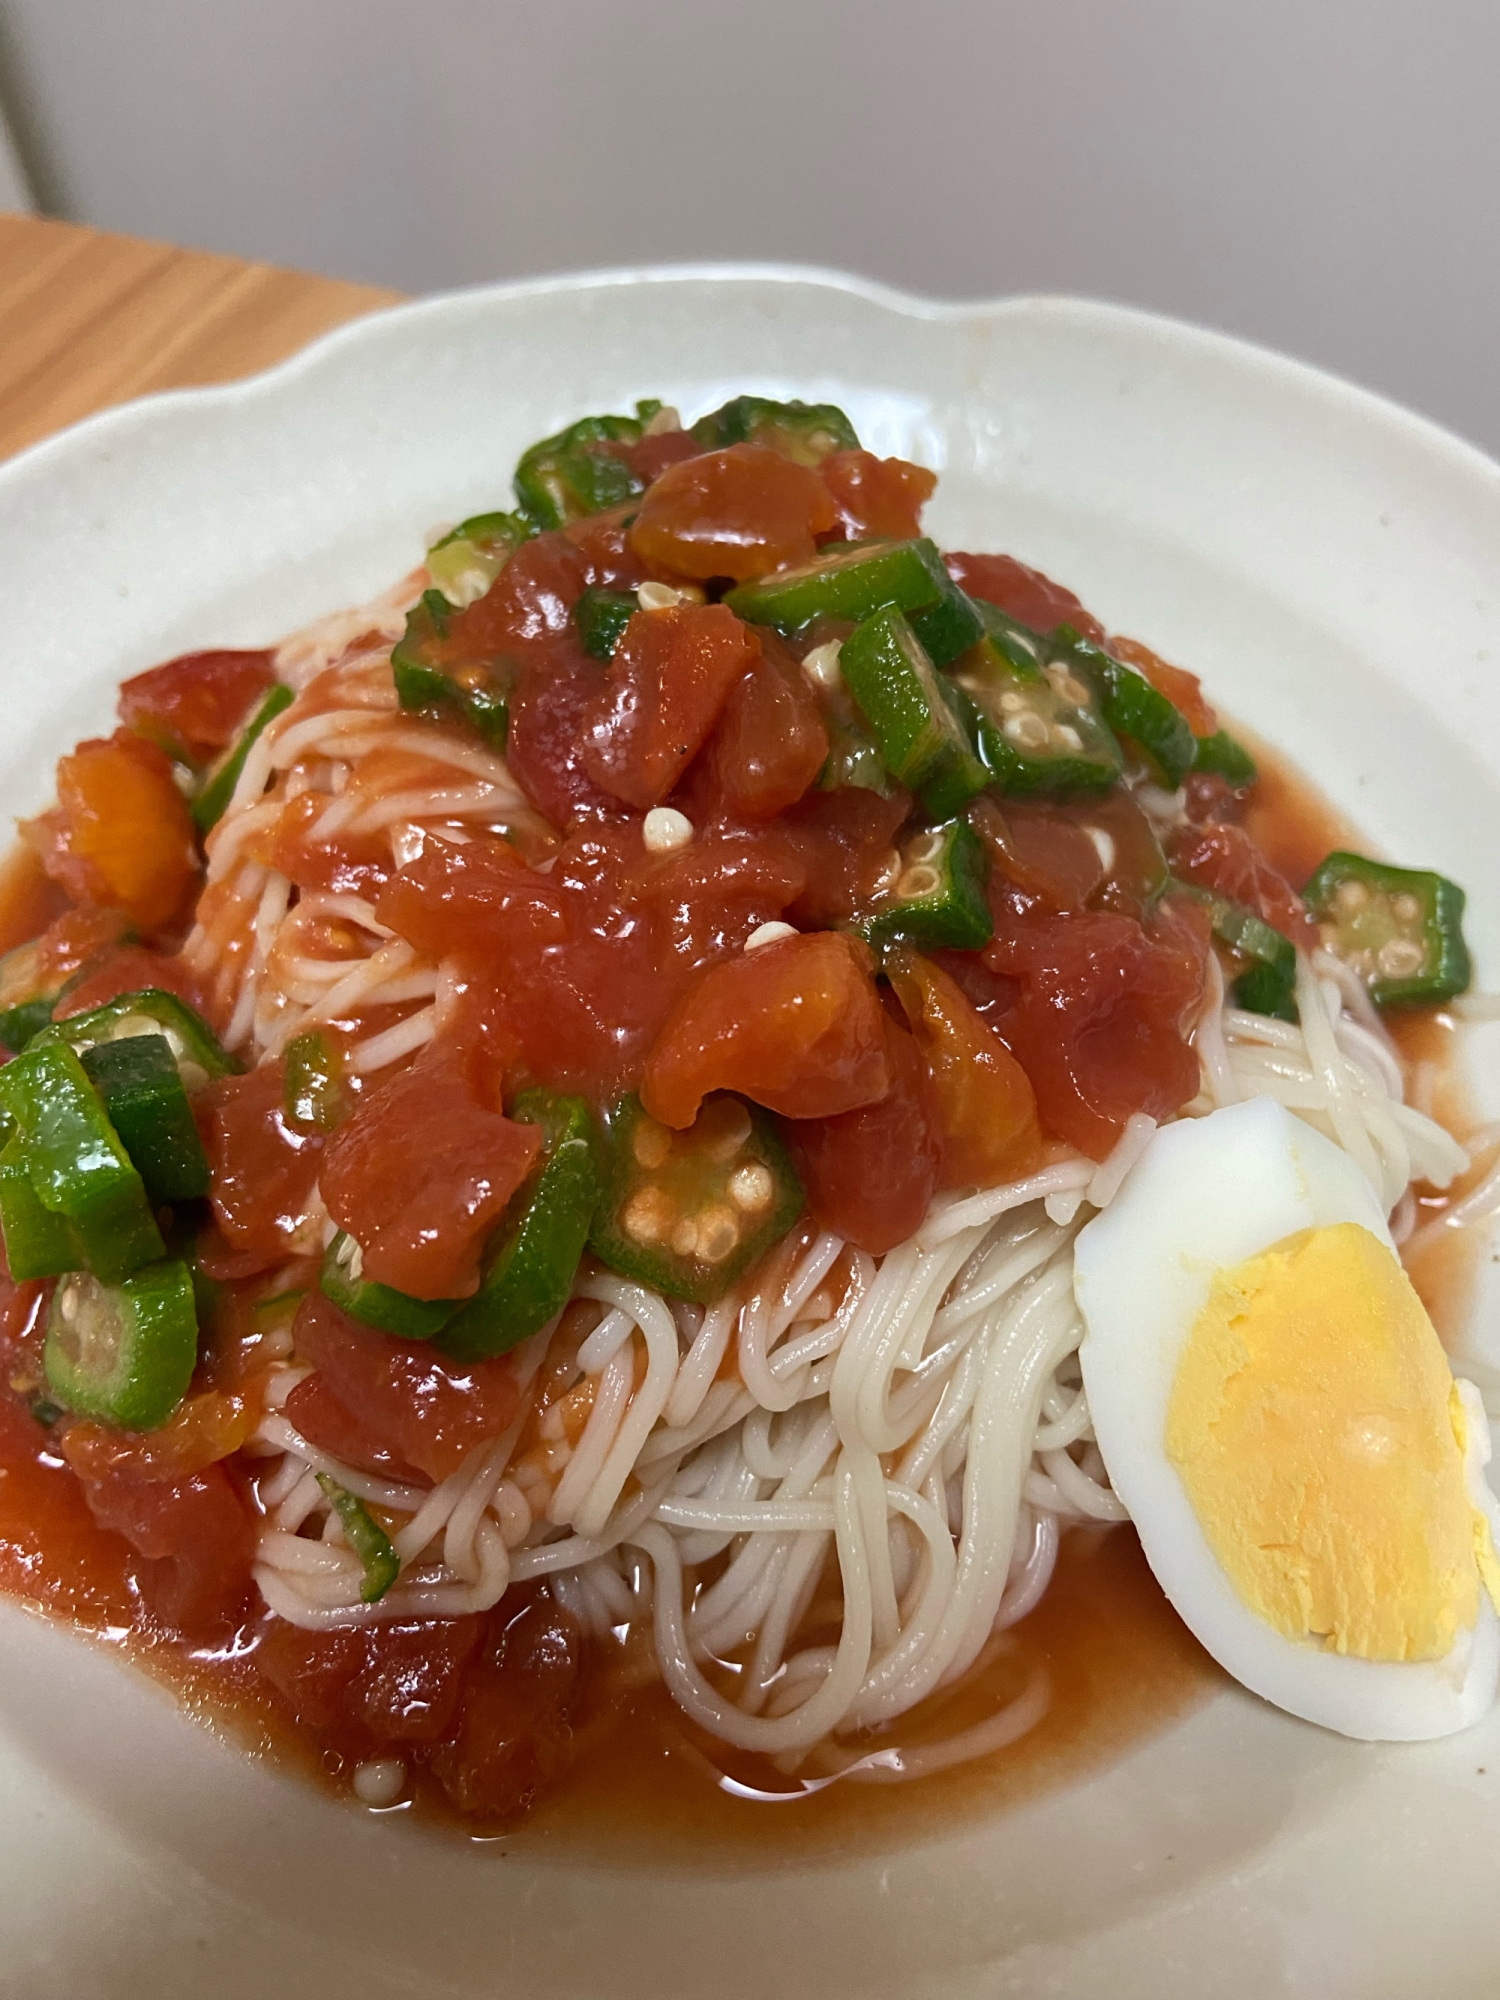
[1302,852,1472,1008]
[863,818,992,951]
[908,588,987,670]
[575,587,638,662]
[949,618,1123,797]
[319,1232,457,1341]
[36,987,240,1082]
[425,510,532,605]
[192,683,294,834]
[513,411,649,531]
[441,1090,600,1360]
[689,394,859,466]
[726,537,957,645]
[1059,629,1196,790]
[816,697,895,796]
[839,606,989,818]
[0,1042,164,1283]
[1233,958,1299,1023]
[0,995,54,1055]
[1171,877,1299,1021]
[392,589,514,751]
[283,1030,350,1133]
[0,1133,81,1278]
[1192,729,1258,787]
[0,939,70,1053]
[80,1036,210,1204]
[43,1259,198,1431]
[590,1093,803,1304]
[315,1473,400,1604]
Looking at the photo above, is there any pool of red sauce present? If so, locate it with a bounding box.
[0,741,1489,1863]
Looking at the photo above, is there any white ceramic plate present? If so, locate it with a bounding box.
[3,267,1500,2000]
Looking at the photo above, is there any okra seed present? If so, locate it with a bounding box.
[632,1118,673,1169]
[696,1207,741,1263]
[1377,937,1426,979]
[700,1099,753,1160]
[1085,826,1116,870]
[642,806,694,854]
[897,865,943,902]
[57,1279,78,1325]
[337,1236,364,1281]
[1053,724,1084,754]
[1334,879,1371,915]
[641,404,683,437]
[1391,893,1423,924]
[745,921,798,952]
[904,830,945,866]
[353,1758,407,1808]
[637,580,685,612]
[623,1188,672,1244]
[728,1163,775,1213]
[801,641,844,690]
[1045,667,1090,706]
[998,690,1027,716]
[1004,712,1050,750]
[671,1218,700,1258]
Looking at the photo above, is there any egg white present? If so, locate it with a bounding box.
[1074,1096,1500,1741]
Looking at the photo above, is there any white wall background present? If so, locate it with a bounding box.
[3,0,1498,453]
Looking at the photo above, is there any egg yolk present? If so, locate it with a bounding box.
[1165,1221,1485,1662]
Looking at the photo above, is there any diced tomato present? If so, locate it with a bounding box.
[29,730,200,935]
[268,790,394,898]
[785,1016,941,1253]
[973,797,1105,915]
[255,1614,483,1744]
[507,640,623,830]
[6,905,132,1003]
[623,428,702,484]
[53,942,206,1019]
[886,948,1041,1187]
[779,786,913,928]
[60,1391,256,1484]
[623,828,807,964]
[700,634,829,821]
[1171,821,1319,948]
[79,1460,253,1641]
[118,649,276,765]
[320,1038,541,1299]
[463,512,642,661]
[1108,636,1218,739]
[199,1059,326,1268]
[430,1590,583,1821]
[287,1293,523,1483]
[581,603,760,810]
[982,897,1210,1159]
[944,551,1107,643]
[819,450,936,542]
[628,445,838,582]
[641,929,890,1128]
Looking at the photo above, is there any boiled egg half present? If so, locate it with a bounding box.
[1074,1095,1500,1739]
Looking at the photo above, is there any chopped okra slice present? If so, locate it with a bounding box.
[426,509,532,607]
[513,410,651,531]
[575,587,639,662]
[1171,878,1299,1021]
[1192,728,1258,788]
[726,537,968,657]
[315,1473,400,1604]
[1302,852,1472,1008]
[0,941,66,1054]
[43,1260,199,1432]
[36,987,240,1083]
[0,1041,164,1283]
[1057,629,1196,790]
[689,394,859,465]
[590,1093,803,1304]
[908,588,986,670]
[319,1232,456,1341]
[0,1132,81,1279]
[283,1030,350,1134]
[81,1035,211,1204]
[392,589,514,751]
[840,606,988,819]
[949,625,1122,797]
[441,1090,600,1360]
[863,818,993,951]
[192,683,294,834]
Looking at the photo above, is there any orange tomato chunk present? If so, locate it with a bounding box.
[118,649,275,763]
[641,929,889,1128]
[819,450,936,542]
[886,947,1041,1187]
[34,730,199,933]
[628,444,838,582]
